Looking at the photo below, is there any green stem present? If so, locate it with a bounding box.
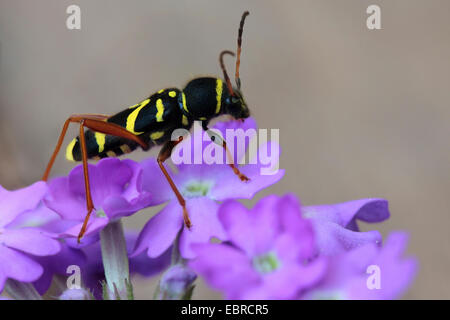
[100,219,132,300]
[5,279,42,300]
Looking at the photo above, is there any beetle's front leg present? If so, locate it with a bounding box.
[202,123,250,182]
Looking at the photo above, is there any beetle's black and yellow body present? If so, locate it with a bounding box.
[43,11,251,242]
[66,77,249,162]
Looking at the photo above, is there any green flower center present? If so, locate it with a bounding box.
[183,180,213,198]
[252,252,281,274]
[96,210,107,218]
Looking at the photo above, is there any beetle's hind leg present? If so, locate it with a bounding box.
[76,119,94,242]
[42,114,149,242]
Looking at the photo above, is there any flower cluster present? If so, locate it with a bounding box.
[0,118,416,300]
[189,194,416,299]
[0,182,60,294]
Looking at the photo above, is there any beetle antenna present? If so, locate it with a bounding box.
[219,50,236,96]
[235,11,249,90]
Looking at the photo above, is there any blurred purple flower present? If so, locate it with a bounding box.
[0,182,61,292]
[44,158,153,241]
[303,199,390,256]
[133,118,284,259]
[189,195,326,299]
[188,193,416,300]
[302,232,417,299]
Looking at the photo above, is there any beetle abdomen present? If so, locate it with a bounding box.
[66,130,152,162]
[65,88,184,162]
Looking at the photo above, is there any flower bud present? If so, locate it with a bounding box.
[59,288,92,300]
[157,264,197,300]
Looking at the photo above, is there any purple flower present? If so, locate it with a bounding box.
[189,193,417,300]
[303,199,390,256]
[12,175,168,298]
[302,232,417,299]
[189,194,326,299]
[133,118,284,259]
[1,196,87,295]
[0,182,61,291]
[44,158,153,241]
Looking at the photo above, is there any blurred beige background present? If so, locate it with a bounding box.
[0,0,449,299]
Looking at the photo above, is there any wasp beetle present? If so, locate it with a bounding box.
[42,11,251,242]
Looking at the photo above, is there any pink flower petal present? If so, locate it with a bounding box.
[0,182,47,228]
[304,198,390,229]
[62,216,109,240]
[179,198,227,259]
[0,228,60,256]
[0,245,44,291]
[140,158,177,205]
[132,201,184,258]
[218,197,280,256]
[209,141,284,201]
[189,243,260,296]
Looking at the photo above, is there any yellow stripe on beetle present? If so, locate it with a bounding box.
[120,144,132,154]
[182,92,189,114]
[126,98,150,134]
[95,132,106,153]
[182,115,189,126]
[156,99,165,122]
[169,91,177,98]
[66,138,77,162]
[150,131,165,140]
[215,79,223,114]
